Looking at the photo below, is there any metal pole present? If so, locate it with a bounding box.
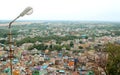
[8,16,19,75]
[8,27,13,75]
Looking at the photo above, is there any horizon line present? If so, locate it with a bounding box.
[0,19,120,23]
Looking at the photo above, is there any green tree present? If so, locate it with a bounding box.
[28,44,46,50]
[106,44,120,75]
[70,41,74,47]
[79,46,83,49]
[53,45,62,51]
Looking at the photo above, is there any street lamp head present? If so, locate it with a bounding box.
[9,7,33,28]
[20,6,33,17]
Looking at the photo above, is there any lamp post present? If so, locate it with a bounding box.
[8,7,33,75]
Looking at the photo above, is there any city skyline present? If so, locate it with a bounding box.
[0,0,120,22]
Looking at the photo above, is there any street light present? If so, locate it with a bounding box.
[9,7,33,28]
[8,6,33,75]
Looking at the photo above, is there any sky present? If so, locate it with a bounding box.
[0,0,120,21]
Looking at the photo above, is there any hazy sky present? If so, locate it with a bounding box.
[0,0,120,21]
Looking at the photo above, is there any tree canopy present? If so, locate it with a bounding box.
[106,43,120,75]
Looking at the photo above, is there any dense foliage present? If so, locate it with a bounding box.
[16,35,80,46]
[106,44,120,75]
[0,29,8,38]
[28,43,71,51]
